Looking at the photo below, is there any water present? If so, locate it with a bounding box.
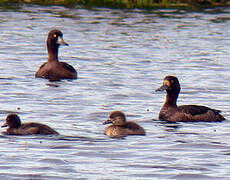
[0,5,230,179]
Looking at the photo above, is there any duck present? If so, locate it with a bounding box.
[156,76,225,122]
[35,29,77,81]
[103,111,145,138]
[1,114,59,135]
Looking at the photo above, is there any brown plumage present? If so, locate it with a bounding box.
[156,76,225,122]
[1,114,59,135]
[103,111,145,138]
[35,29,77,81]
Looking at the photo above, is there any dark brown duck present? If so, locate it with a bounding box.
[103,111,146,138]
[156,76,225,122]
[35,29,77,81]
[1,114,59,135]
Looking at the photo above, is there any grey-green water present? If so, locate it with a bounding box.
[0,5,230,179]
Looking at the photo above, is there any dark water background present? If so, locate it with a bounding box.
[0,5,230,179]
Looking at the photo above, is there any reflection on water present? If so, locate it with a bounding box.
[0,5,230,179]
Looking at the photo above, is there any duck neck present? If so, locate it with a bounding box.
[165,91,179,106]
[47,41,59,63]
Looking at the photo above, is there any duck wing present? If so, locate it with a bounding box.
[177,105,225,122]
[124,122,146,135]
[178,105,221,116]
[60,62,76,73]
[21,123,59,135]
[35,62,48,78]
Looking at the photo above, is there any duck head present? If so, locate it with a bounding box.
[103,111,126,126]
[156,76,181,94]
[1,114,21,129]
[47,29,68,47]
[47,29,68,59]
[156,76,181,106]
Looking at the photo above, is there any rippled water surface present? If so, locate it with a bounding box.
[0,5,230,179]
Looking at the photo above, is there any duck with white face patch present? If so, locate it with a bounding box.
[156,76,226,122]
[35,29,77,81]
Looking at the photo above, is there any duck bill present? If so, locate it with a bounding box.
[102,119,112,125]
[1,122,8,128]
[57,36,69,46]
[156,84,168,92]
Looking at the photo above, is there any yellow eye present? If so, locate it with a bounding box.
[171,80,174,83]
[54,34,57,38]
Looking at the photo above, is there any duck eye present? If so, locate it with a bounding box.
[53,34,57,38]
[171,80,174,83]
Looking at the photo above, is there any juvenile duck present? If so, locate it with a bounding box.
[103,111,145,138]
[35,29,77,80]
[1,114,59,135]
[156,76,225,122]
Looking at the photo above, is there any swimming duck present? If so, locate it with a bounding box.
[1,114,59,135]
[156,76,225,122]
[35,29,77,81]
[103,111,145,138]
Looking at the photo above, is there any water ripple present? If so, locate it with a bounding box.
[0,5,230,179]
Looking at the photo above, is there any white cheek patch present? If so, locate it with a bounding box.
[56,36,68,46]
[57,36,63,44]
[163,80,170,87]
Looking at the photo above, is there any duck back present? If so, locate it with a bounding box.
[35,62,77,80]
[123,121,146,135]
[105,121,145,137]
[178,105,220,115]
[160,105,225,122]
[60,62,77,73]
[20,122,59,135]
[178,105,225,122]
